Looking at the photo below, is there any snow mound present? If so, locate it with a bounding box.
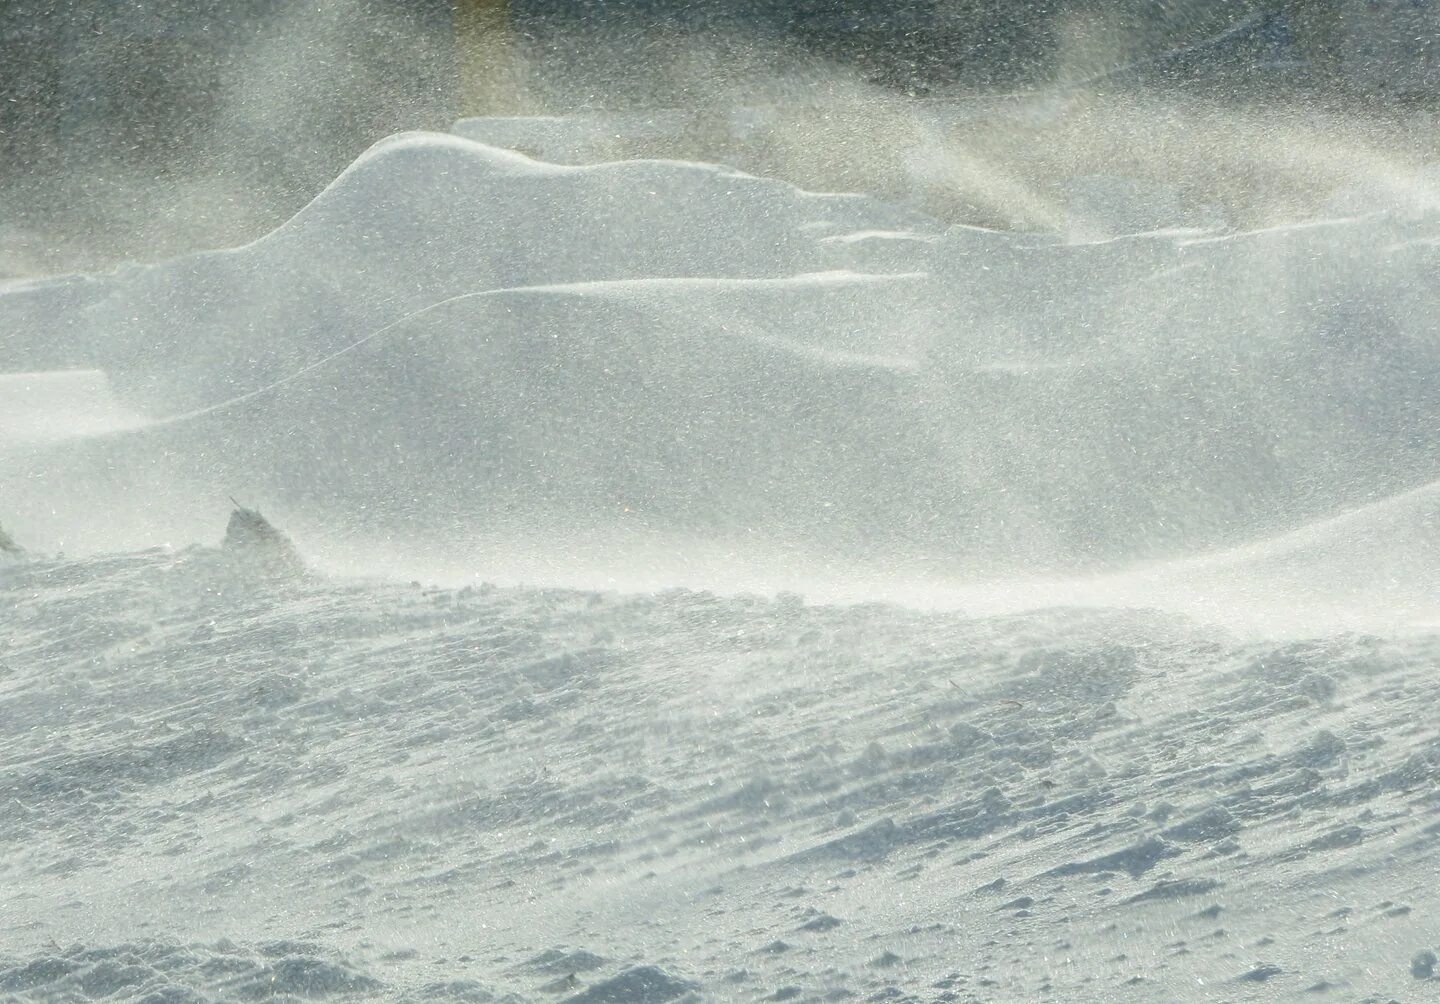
[0,132,929,413]
[5,130,1440,577]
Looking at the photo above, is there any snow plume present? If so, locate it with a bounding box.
[0,0,457,278]
[459,19,1440,234]
[6,6,1436,278]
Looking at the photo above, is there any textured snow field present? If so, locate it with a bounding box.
[2,550,1439,1001]
[4,125,1440,1001]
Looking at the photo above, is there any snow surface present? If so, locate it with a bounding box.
[4,128,1440,1001]
[3,550,1439,1001]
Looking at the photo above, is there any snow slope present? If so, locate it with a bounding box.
[1118,474,1440,632]
[2,549,1438,1001]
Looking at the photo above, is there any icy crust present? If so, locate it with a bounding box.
[3,550,1439,1000]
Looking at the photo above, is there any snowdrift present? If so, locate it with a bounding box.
[1132,475,1440,629]
[4,131,1440,579]
[0,134,929,411]
[7,122,1440,1002]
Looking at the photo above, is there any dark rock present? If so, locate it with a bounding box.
[1412,950,1437,979]
[0,523,23,559]
[223,505,305,576]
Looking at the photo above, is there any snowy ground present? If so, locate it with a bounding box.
[2,548,1439,1001]
[3,122,1440,1001]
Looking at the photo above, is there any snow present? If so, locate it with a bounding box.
[5,131,1440,578]
[2,550,1439,999]
[4,122,1440,1000]
[0,371,153,446]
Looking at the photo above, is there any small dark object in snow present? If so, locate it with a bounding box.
[561,965,696,1002]
[539,972,582,994]
[1413,950,1437,979]
[1238,963,1282,982]
[0,523,23,559]
[528,949,607,975]
[223,503,305,576]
